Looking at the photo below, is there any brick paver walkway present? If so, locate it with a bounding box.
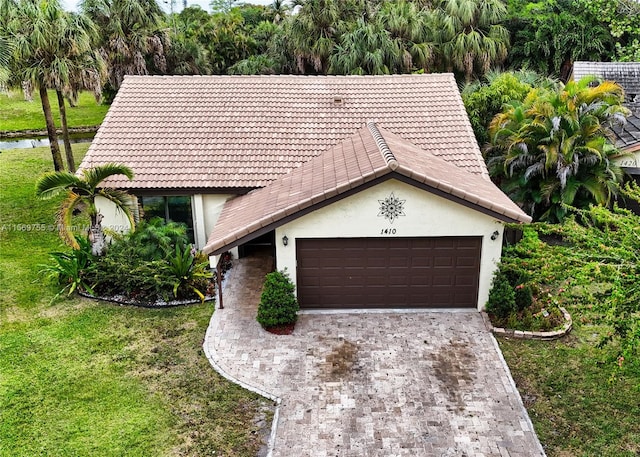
[203,254,546,457]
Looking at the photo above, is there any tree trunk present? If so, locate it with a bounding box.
[56,90,75,172]
[22,80,33,101]
[560,59,573,84]
[39,84,64,172]
[88,212,105,256]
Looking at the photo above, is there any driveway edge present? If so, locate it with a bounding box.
[489,333,548,456]
[203,309,282,457]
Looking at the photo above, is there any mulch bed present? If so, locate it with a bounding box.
[264,323,295,335]
[78,290,215,308]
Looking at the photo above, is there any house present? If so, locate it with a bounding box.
[79,74,531,310]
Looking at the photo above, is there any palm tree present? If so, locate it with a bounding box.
[0,36,10,86]
[81,0,168,95]
[487,77,629,221]
[269,0,289,24]
[36,164,136,256]
[377,0,434,72]
[432,0,509,82]
[209,9,255,73]
[288,0,361,74]
[5,0,68,171]
[329,19,401,75]
[55,12,106,172]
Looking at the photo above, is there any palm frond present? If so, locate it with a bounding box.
[98,189,137,231]
[81,163,133,188]
[35,172,82,198]
[57,191,85,249]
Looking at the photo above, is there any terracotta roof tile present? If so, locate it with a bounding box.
[79,74,489,189]
[203,124,530,255]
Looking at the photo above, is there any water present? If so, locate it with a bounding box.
[0,134,95,151]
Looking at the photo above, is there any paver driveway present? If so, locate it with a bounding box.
[203,254,546,457]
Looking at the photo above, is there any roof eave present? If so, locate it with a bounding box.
[202,171,531,256]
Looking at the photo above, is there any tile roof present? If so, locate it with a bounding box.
[203,123,531,255]
[572,61,640,152]
[573,61,640,101]
[613,102,640,152]
[79,74,488,189]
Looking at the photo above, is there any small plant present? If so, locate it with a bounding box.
[123,217,190,261]
[486,269,516,320]
[167,244,211,303]
[256,269,299,329]
[40,236,96,301]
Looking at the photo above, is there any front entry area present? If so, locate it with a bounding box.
[296,237,482,309]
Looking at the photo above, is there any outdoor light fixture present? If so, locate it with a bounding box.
[491,230,500,241]
[282,235,289,246]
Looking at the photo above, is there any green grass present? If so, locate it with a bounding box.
[0,147,272,457]
[495,226,640,456]
[500,318,640,456]
[0,90,109,133]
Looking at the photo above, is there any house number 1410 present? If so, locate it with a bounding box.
[380,228,397,235]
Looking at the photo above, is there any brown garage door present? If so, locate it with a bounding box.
[296,237,481,309]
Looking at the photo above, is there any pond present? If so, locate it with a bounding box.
[0,133,95,151]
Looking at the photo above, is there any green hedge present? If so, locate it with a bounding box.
[256,270,299,328]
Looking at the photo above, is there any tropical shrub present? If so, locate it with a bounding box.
[116,217,190,261]
[505,0,614,81]
[486,76,629,222]
[256,269,299,328]
[40,236,96,300]
[462,70,553,146]
[497,188,640,376]
[89,221,211,303]
[487,259,541,327]
[167,245,210,302]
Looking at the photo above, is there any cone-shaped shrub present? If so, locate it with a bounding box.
[486,270,516,319]
[256,269,299,328]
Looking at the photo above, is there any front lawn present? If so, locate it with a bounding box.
[496,221,640,456]
[500,332,639,456]
[0,146,272,457]
[0,90,109,133]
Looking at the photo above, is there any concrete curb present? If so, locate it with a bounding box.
[489,333,548,456]
[202,310,281,457]
[483,307,572,340]
[201,264,281,457]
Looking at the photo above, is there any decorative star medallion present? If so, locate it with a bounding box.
[378,192,406,224]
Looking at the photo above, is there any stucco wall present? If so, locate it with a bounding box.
[95,195,134,235]
[201,194,236,255]
[615,151,640,168]
[274,179,505,310]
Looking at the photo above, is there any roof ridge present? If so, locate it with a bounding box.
[367,123,399,171]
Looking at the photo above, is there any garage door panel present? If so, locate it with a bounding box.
[296,237,481,309]
[456,256,479,267]
[433,275,454,286]
[434,256,454,267]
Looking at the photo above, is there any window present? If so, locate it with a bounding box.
[139,195,194,243]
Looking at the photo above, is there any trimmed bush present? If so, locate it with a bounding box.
[486,269,516,320]
[256,270,299,328]
[514,284,533,311]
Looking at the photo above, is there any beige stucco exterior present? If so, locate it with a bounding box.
[274,179,504,311]
[201,194,236,247]
[95,195,135,236]
[614,151,640,168]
